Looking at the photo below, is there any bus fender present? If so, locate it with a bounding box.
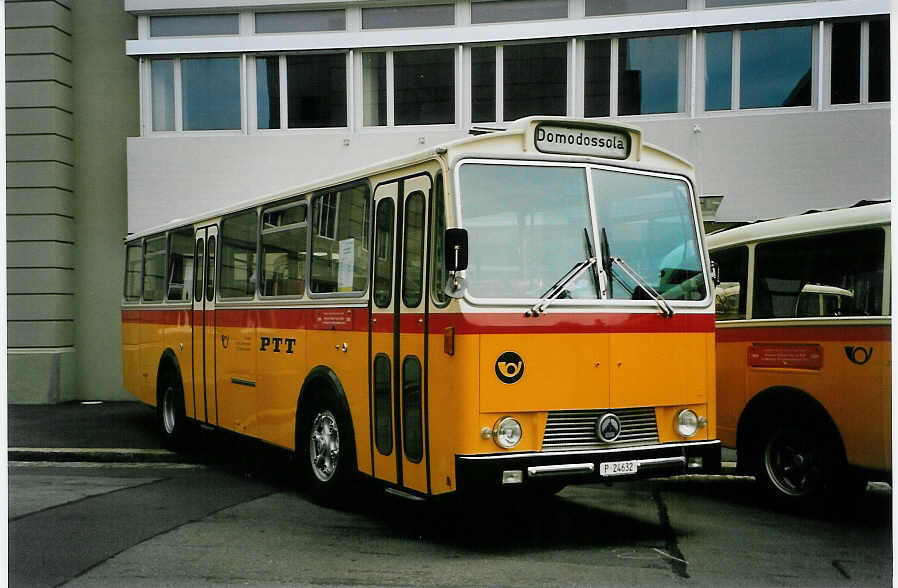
[736,386,844,474]
[156,349,183,407]
[295,366,355,447]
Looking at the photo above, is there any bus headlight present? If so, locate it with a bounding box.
[493,417,523,449]
[676,409,699,438]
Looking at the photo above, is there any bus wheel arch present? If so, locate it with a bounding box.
[156,350,190,448]
[295,367,358,501]
[737,386,854,504]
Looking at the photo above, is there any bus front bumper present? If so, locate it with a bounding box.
[455,440,721,490]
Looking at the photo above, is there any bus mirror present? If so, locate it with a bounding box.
[445,228,468,272]
[710,260,720,286]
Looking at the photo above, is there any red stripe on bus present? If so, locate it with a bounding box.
[121,309,191,326]
[716,324,891,343]
[429,312,715,335]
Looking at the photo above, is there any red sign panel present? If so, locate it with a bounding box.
[312,309,354,331]
[748,343,823,370]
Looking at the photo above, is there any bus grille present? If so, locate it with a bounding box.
[541,408,659,451]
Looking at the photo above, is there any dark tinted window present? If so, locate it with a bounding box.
[430,174,450,307]
[257,56,280,129]
[310,185,370,294]
[143,235,166,302]
[740,26,811,109]
[394,49,455,125]
[402,192,426,308]
[402,356,423,463]
[374,198,395,308]
[125,243,142,301]
[471,46,496,123]
[619,35,681,115]
[205,236,216,301]
[167,229,195,302]
[194,239,204,302]
[287,54,347,128]
[869,19,890,102]
[374,354,393,456]
[705,31,733,111]
[753,228,885,319]
[504,42,567,121]
[584,39,611,117]
[831,22,861,104]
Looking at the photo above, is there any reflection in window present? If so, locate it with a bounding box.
[402,356,423,463]
[220,210,259,298]
[363,53,387,126]
[151,60,175,131]
[869,20,890,103]
[430,174,450,307]
[753,229,885,319]
[394,49,455,125]
[194,239,204,302]
[593,169,705,301]
[362,4,454,29]
[471,0,567,24]
[256,10,345,33]
[710,246,748,320]
[257,56,280,129]
[125,244,142,301]
[205,236,216,302]
[166,229,195,302]
[143,236,166,302]
[287,54,346,128]
[619,35,681,115]
[373,198,395,308]
[310,185,370,294]
[182,57,241,130]
[504,42,567,121]
[584,39,611,117]
[262,202,307,297]
[471,46,497,123]
[586,0,685,16]
[403,192,426,308]
[705,31,732,111]
[740,26,811,109]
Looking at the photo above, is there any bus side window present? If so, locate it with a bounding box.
[430,173,449,307]
[220,210,259,299]
[143,235,166,302]
[710,246,748,320]
[124,243,143,301]
[310,185,370,295]
[166,228,195,302]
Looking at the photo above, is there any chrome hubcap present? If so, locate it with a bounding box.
[162,386,177,435]
[309,410,340,482]
[765,430,822,497]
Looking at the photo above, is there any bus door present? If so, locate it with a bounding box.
[192,225,219,426]
[369,174,432,494]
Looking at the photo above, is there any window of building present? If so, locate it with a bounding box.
[831,19,890,105]
[586,0,685,16]
[740,25,812,109]
[166,229,195,302]
[362,4,454,29]
[394,49,455,125]
[220,210,259,299]
[704,31,733,111]
[150,14,238,38]
[869,19,890,102]
[124,243,142,302]
[287,54,347,128]
[584,39,611,117]
[504,42,567,121]
[363,53,387,126]
[310,185,370,294]
[143,235,166,302]
[182,57,242,130]
[471,46,497,123]
[471,0,567,24]
[256,56,280,130]
[753,229,885,319]
[619,34,684,115]
[151,60,175,131]
[256,10,345,33]
[261,201,307,297]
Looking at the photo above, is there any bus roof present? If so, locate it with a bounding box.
[125,116,695,243]
[706,201,891,251]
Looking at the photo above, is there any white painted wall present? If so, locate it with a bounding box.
[127,107,890,233]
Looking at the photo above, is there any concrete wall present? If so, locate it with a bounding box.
[6,0,138,403]
[126,107,890,233]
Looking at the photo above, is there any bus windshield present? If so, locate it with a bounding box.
[458,162,706,302]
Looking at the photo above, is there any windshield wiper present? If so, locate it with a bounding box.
[609,256,675,318]
[526,256,598,317]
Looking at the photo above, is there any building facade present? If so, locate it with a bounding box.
[6,0,890,402]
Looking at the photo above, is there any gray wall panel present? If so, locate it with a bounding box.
[7,268,74,294]
[7,162,74,190]
[7,188,74,216]
[5,27,73,60]
[7,135,75,165]
[6,81,73,111]
[6,109,74,137]
[6,1,72,33]
[7,294,74,321]
[7,55,74,86]
[6,215,74,243]
[6,242,74,268]
[8,321,75,348]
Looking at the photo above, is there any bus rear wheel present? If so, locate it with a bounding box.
[760,426,827,501]
[158,369,189,449]
[298,397,356,503]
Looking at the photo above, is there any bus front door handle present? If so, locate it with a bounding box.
[335,343,348,353]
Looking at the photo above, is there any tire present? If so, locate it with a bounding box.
[758,425,828,502]
[158,369,189,449]
[298,395,356,503]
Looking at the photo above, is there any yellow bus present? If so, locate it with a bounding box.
[708,202,891,505]
[122,116,720,500]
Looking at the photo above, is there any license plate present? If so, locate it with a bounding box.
[600,460,638,477]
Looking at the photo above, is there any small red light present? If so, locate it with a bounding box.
[444,326,455,356]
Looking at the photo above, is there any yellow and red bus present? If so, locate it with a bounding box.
[709,202,891,505]
[122,116,719,499]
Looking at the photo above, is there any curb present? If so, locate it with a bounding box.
[9,447,192,464]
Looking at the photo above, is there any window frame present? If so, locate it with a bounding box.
[824,18,890,108]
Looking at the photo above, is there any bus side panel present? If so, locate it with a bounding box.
[138,310,165,405]
[217,309,259,437]
[426,329,480,495]
[121,309,145,403]
[715,333,746,448]
[304,309,372,475]
[256,309,305,450]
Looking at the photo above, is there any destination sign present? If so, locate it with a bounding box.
[534,125,630,159]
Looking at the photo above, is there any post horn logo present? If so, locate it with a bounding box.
[844,346,873,365]
[495,351,525,384]
[221,335,230,349]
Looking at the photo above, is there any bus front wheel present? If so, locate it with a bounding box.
[157,369,189,449]
[298,397,356,503]
[759,426,828,501]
